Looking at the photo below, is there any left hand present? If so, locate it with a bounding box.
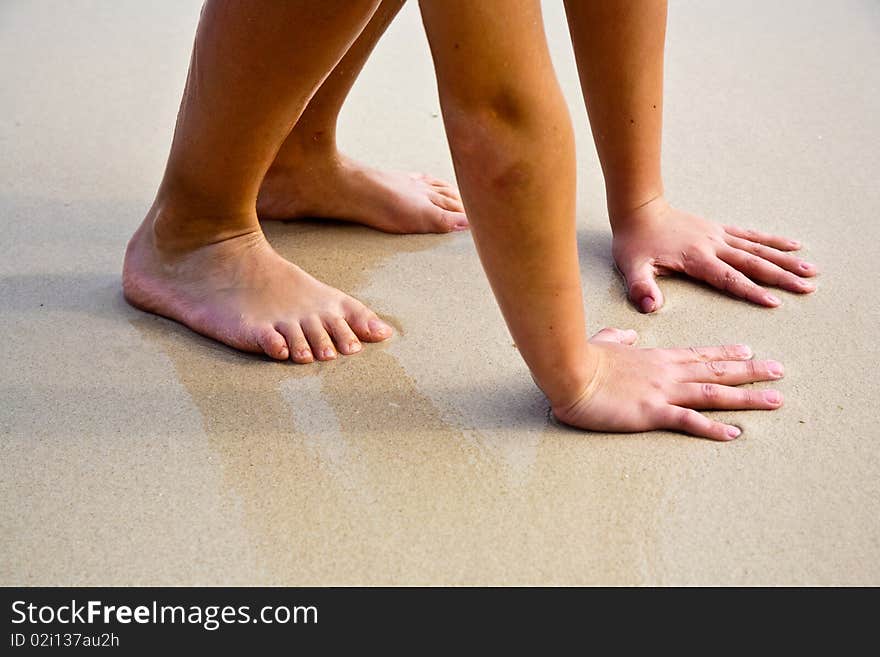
[611,197,817,312]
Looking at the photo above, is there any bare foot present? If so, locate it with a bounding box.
[257,152,469,234]
[122,209,393,362]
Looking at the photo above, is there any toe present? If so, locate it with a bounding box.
[326,316,362,355]
[255,326,289,361]
[301,315,337,361]
[431,207,469,233]
[276,321,314,363]
[430,182,462,201]
[430,191,465,213]
[344,302,392,343]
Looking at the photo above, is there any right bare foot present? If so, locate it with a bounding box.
[257,152,468,234]
[122,209,393,362]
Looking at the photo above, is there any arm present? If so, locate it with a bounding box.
[419,0,784,440]
[564,0,817,312]
[419,0,590,409]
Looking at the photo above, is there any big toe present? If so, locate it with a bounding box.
[345,303,393,343]
[429,206,469,233]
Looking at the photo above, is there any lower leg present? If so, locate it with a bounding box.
[124,0,393,362]
[257,0,468,233]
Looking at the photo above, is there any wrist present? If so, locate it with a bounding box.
[542,343,603,415]
[607,190,668,231]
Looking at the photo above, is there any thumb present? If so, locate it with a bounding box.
[590,327,638,345]
[620,259,663,313]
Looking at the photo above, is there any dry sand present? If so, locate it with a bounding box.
[1,1,878,585]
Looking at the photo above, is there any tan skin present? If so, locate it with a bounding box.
[564,0,817,311]
[124,0,786,440]
[257,0,468,235]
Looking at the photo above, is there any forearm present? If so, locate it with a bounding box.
[419,0,593,407]
[443,101,592,407]
[564,0,668,226]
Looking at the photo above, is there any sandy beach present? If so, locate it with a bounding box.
[1,0,878,585]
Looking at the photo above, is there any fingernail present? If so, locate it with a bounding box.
[766,294,781,306]
[764,390,782,404]
[768,361,784,377]
[639,296,655,313]
[727,426,742,438]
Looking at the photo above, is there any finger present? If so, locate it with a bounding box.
[723,235,817,277]
[325,316,362,356]
[429,191,465,213]
[617,258,663,313]
[718,247,816,294]
[660,405,742,441]
[722,224,801,251]
[275,320,314,363]
[686,255,780,306]
[671,383,784,410]
[680,358,784,385]
[590,327,638,345]
[666,344,753,363]
[301,315,337,361]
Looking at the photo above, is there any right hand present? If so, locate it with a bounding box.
[552,328,784,441]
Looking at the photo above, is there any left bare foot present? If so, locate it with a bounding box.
[257,152,468,234]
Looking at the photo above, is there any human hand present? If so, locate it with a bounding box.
[610,197,817,312]
[551,327,784,441]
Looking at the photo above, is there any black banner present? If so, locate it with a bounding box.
[3,586,866,651]
[2,587,592,651]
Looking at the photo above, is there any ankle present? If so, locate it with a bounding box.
[268,132,342,173]
[147,196,260,253]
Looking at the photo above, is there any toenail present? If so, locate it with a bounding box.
[734,344,752,358]
[768,361,784,377]
[764,390,782,404]
[766,294,781,305]
[368,319,388,334]
[799,262,811,271]
[323,348,336,359]
[349,342,362,353]
[726,426,741,438]
[297,350,312,361]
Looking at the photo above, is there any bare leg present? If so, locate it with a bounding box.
[123,0,393,363]
[257,0,468,234]
[565,0,816,312]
